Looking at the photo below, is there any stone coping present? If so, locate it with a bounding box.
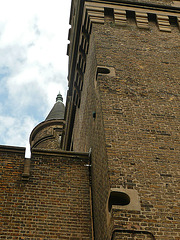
[0,145,26,154]
[31,148,90,160]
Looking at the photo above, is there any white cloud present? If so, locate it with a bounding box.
[0,115,37,157]
[0,0,71,156]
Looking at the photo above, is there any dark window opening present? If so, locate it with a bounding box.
[80,79,83,91]
[66,104,76,151]
[104,8,114,19]
[148,13,157,23]
[126,10,135,20]
[108,191,130,212]
[96,67,110,81]
[75,73,79,86]
[169,16,178,27]
[97,67,110,75]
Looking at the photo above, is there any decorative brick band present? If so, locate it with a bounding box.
[31,148,89,160]
[114,9,127,26]
[135,12,149,29]
[84,1,180,32]
[157,14,171,32]
[0,145,26,155]
[85,4,104,24]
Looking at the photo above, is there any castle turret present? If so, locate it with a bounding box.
[30,93,65,150]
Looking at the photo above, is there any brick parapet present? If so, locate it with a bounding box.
[0,144,26,155]
[31,147,89,159]
[0,148,92,239]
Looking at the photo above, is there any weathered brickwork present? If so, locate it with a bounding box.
[0,146,92,239]
[72,33,111,239]
[112,231,154,239]
[1,1,180,239]
[93,15,180,239]
[66,1,180,239]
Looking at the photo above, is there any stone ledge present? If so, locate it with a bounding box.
[31,148,89,160]
[0,145,26,155]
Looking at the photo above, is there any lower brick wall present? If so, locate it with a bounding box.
[0,146,92,239]
[112,232,153,240]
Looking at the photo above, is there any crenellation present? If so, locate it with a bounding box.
[135,12,149,28]
[157,14,171,31]
[83,1,180,33]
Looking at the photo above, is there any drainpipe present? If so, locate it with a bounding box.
[88,148,95,240]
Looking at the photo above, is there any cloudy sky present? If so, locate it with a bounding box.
[0,0,71,156]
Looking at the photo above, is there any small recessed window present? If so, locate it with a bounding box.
[97,67,110,75]
[169,16,178,27]
[108,191,130,211]
[104,7,114,18]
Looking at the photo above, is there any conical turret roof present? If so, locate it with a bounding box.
[45,93,65,121]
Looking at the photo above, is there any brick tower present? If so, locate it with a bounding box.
[0,1,180,239]
[63,0,180,239]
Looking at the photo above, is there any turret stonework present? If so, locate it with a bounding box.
[30,93,65,150]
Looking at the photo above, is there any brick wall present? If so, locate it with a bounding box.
[68,3,180,239]
[93,13,180,240]
[0,146,92,239]
[112,231,153,239]
[72,33,111,239]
